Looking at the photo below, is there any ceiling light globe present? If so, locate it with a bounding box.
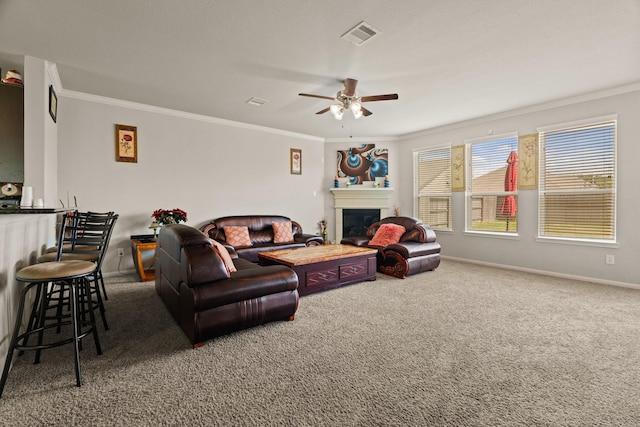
[330,104,344,120]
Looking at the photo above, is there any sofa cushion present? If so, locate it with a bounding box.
[369,223,406,247]
[224,225,252,247]
[273,221,294,243]
[211,240,237,274]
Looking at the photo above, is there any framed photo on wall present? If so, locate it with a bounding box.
[518,134,538,189]
[451,145,465,192]
[290,148,302,175]
[49,85,57,123]
[115,124,138,163]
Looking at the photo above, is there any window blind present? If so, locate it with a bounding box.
[538,120,616,241]
[414,147,452,230]
[467,134,519,233]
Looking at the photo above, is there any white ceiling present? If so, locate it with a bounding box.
[1,0,638,139]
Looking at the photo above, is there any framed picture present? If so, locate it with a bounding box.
[451,145,466,192]
[49,85,57,123]
[115,124,138,163]
[290,148,302,175]
[518,134,538,190]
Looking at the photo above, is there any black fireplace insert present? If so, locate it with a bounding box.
[343,208,380,238]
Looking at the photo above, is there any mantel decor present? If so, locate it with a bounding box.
[115,124,138,163]
[337,144,388,185]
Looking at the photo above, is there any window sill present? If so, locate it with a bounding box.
[535,236,619,248]
[464,230,520,240]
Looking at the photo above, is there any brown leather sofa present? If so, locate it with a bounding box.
[341,216,441,279]
[200,215,323,263]
[155,224,299,346]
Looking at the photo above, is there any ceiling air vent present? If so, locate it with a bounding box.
[246,97,269,106]
[341,21,380,46]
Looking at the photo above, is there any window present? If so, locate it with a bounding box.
[538,117,616,242]
[467,133,519,233]
[414,147,452,231]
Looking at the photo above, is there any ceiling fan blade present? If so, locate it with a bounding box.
[360,94,399,102]
[343,78,358,97]
[299,93,335,101]
[361,106,373,116]
[316,107,331,115]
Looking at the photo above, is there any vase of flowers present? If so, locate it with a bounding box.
[152,208,188,226]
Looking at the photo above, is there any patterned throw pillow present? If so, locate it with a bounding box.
[211,240,237,274]
[272,221,294,243]
[224,226,252,247]
[369,223,406,247]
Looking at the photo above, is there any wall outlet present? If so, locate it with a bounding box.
[605,254,615,265]
[117,248,124,257]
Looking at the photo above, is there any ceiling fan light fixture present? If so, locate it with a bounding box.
[350,101,362,113]
[352,109,363,119]
[330,104,344,120]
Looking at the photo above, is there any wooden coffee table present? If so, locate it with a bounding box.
[258,244,377,296]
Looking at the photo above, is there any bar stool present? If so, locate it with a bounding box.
[0,260,102,398]
[42,211,116,301]
[37,211,119,331]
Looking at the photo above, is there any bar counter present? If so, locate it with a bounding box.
[0,213,58,368]
[0,206,68,214]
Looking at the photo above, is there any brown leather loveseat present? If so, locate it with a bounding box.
[341,216,441,279]
[155,224,299,346]
[200,215,323,263]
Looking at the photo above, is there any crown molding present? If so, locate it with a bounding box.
[59,89,325,142]
[400,82,640,140]
[324,135,399,144]
[46,62,62,93]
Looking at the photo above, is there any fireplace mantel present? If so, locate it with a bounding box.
[330,187,393,242]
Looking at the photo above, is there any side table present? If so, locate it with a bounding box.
[130,237,157,282]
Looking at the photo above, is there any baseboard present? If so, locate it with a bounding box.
[103,269,136,279]
[441,256,640,290]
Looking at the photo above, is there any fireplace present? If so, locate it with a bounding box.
[330,187,393,243]
[343,209,380,238]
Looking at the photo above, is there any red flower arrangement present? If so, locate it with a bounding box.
[151,208,187,226]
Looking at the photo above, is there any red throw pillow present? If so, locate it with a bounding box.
[224,226,252,247]
[369,223,406,247]
[273,221,294,243]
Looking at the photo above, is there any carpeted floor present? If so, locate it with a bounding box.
[1,260,640,426]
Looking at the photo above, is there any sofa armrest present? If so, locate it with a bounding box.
[218,241,239,259]
[189,265,299,311]
[418,224,438,243]
[294,233,324,246]
[384,241,441,258]
[404,224,438,243]
[341,236,371,247]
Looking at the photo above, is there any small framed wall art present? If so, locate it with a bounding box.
[115,124,138,163]
[49,85,57,123]
[290,148,302,175]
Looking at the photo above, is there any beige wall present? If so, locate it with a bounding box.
[398,88,640,286]
[57,94,325,275]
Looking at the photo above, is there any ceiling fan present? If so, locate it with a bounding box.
[298,78,398,120]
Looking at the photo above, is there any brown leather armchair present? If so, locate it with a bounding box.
[155,224,299,346]
[341,216,441,278]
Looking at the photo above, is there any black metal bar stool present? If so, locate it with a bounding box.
[0,259,102,398]
[37,211,119,331]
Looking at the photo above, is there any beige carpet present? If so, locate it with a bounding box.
[1,260,640,426]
